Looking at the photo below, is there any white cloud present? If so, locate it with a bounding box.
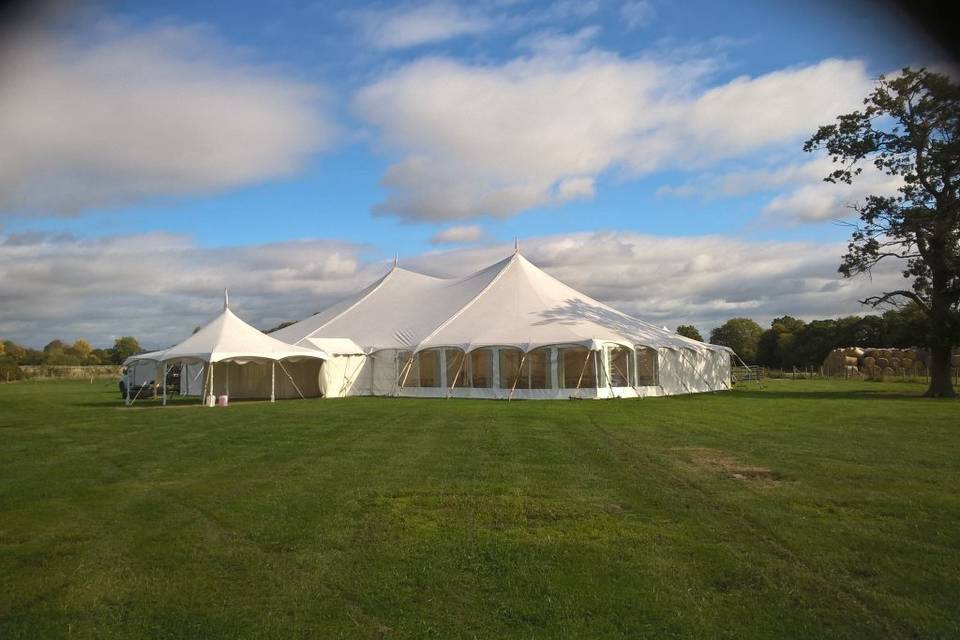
[658,156,903,222]
[0,23,331,218]
[621,1,655,30]
[0,229,905,348]
[355,51,873,221]
[353,2,491,50]
[429,224,485,244]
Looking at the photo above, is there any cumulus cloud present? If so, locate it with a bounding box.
[0,229,904,348]
[0,23,331,217]
[353,2,491,49]
[355,51,873,221]
[658,156,903,222]
[429,224,485,244]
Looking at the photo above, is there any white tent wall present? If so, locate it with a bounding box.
[180,363,205,396]
[126,360,161,387]
[206,360,323,399]
[319,354,370,398]
[336,343,730,400]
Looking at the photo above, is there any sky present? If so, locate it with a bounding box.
[0,0,951,348]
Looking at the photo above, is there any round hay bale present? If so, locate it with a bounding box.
[882,366,895,378]
[890,357,900,368]
[902,358,913,370]
[844,356,858,366]
[876,357,889,368]
[863,356,876,368]
[952,354,960,367]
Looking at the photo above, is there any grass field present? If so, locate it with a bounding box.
[1,379,958,639]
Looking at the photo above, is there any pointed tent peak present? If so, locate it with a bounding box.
[224,288,229,309]
[514,237,519,254]
[393,253,399,268]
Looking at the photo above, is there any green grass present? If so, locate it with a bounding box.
[0,379,958,639]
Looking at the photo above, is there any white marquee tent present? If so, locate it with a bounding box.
[124,298,329,404]
[272,250,733,399]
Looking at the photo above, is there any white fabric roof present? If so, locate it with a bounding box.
[274,252,729,355]
[135,306,329,364]
[303,337,366,356]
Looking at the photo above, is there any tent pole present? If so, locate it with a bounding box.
[448,351,465,399]
[277,360,305,400]
[508,352,527,402]
[398,352,416,391]
[271,361,276,403]
[574,350,591,397]
[162,363,167,406]
[210,362,215,403]
[225,362,230,398]
[124,369,130,406]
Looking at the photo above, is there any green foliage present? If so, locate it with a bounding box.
[0,379,958,638]
[0,356,23,381]
[805,67,960,396]
[675,324,703,341]
[111,336,142,364]
[709,317,763,362]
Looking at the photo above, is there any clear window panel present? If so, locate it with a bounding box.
[469,349,493,388]
[418,350,441,387]
[609,346,632,387]
[399,350,418,387]
[561,347,596,388]
[498,348,523,389]
[636,347,657,385]
[445,349,465,388]
[526,348,552,389]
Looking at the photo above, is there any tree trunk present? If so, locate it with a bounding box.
[925,345,957,397]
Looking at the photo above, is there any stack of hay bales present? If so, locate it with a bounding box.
[822,346,934,378]
[860,347,926,378]
[821,347,864,377]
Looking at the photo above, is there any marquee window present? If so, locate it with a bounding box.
[559,347,596,389]
[525,347,552,389]
[469,348,493,388]
[418,349,441,387]
[445,349,465,388]
[608,345,634,387]
[498,348,523,389]
[636,347,658,386]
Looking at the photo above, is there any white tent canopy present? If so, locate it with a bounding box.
[124,300,328,404]
[272,251,732,399]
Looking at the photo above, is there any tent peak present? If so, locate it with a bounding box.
[224,288,229,309]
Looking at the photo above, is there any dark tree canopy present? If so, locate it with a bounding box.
[676,325,704,342]
[111,336,142,364]
[709,318,763,363]
[805,67,960,397]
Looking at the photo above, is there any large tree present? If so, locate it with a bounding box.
[111,336,142,364]
[676,325,704,341]
[709,318,763,363]
[805,67,960,397]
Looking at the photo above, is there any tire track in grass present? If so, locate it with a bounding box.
[588,420,913,640]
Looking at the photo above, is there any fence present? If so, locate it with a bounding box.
[18,365,122,380]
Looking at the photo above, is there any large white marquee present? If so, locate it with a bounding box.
[270,250,733,400]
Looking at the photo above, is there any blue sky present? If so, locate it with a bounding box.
[0,0,947,346]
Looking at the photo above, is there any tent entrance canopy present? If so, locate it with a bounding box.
[123,303,329,403]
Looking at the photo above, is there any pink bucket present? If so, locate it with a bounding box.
[217,395,229,407]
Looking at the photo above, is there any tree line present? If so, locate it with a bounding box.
[1,336,142,368]
[697,303,934,368]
